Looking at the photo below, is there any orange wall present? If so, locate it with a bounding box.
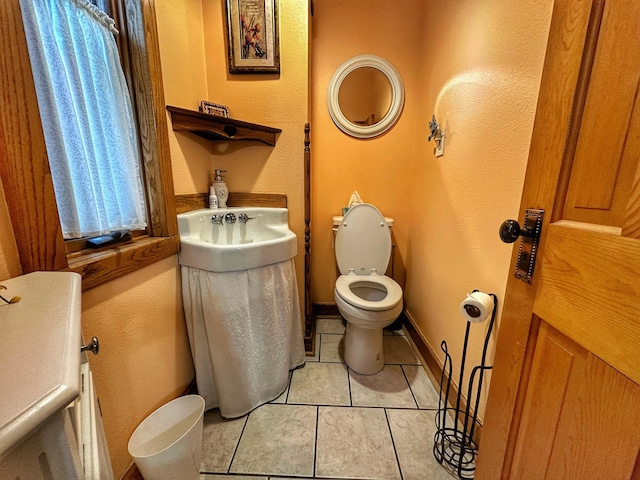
[311,0,553,418]
[161,0,311,315]
[0,1,554,475]
[406,0,553,417]
[311,0,425,301]
[81,257,193,475]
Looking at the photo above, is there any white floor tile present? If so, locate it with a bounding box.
[403,365,441,409]
[316,317,346,334]
[319,334,344,363]
[288,362,350,406]
[200,475,267,480]
[349,365,417,408]
[384,335,421,364]
[199,328,448,480]
[230,404,316,477]
[200,410,247,473]
[316,406,401,479]
[270,370,292,404]
[387,409,453,480]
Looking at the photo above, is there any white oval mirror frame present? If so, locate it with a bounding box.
[327,54,404,139]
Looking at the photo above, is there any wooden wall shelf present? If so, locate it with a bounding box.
[166,105,281,146]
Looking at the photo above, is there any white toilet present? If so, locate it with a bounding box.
[333,203,403,375]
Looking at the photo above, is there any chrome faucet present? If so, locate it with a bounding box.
[210,214,224,225]
[238,213,254,224]
[224,213,236,224]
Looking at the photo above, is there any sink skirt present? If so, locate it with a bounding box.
[181,259,305,418]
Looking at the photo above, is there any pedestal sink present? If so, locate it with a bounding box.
[177,207,297,272]
[177,207,305,418]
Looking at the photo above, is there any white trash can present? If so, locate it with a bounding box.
[128,395,205,480]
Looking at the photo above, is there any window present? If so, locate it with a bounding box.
[0,0,178,289]
[21,0,147,240]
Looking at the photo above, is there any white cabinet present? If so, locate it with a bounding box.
[0,272,113,479]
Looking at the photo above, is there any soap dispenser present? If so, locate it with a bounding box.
[213,169,228,207]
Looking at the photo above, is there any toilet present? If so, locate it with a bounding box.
[333,203,403,375]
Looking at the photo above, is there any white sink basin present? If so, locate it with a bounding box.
[177,207,297,272]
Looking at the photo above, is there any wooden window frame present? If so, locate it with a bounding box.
[0,0,178,291]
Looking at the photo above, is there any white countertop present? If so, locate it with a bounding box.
[0,272,82,459]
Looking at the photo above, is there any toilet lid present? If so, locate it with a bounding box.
[335,203,391,275]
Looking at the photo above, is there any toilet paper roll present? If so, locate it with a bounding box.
[459,291,494,323]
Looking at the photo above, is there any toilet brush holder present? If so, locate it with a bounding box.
[433,291,497,479]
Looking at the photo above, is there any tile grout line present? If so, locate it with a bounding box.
[313,405,320,478]
[225,412,249,475]
[347,367,354,407]
[400,365,421,409]
[284,370,292,404]
[384,408,405,480]
[274,400,439,411]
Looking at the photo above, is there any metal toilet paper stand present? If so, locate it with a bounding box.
[433,290,498,479]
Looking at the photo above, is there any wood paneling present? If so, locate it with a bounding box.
[510,324,578,478]
[66,235,179,291]
[0,1,67,273]
[175,192,288,214]
[124,0,178,237]
[562,0,640,227]
[511,324,640,479]
[534,222,640,384]
[622,99,640,237]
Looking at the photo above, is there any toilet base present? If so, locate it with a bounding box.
[344,323,384,375]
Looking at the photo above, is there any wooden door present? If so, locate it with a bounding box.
[475,0,640,478]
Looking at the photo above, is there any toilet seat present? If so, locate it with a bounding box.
[335,274,402,312]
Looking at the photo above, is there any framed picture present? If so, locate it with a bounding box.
[225,0,280,74]
[199,100,230,118]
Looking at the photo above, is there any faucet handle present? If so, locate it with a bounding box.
[210,214,224,225]
[238,213,255,224]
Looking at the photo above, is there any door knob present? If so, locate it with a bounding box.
[499,219,534,243]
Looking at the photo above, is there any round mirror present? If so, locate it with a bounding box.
[327,55,404,138]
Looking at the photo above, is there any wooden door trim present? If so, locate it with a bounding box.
[475,0,599,477]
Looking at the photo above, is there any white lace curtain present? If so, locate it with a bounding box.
[20,0,147,239]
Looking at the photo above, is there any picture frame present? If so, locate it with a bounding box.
[225,0,280,74]
[199,100,230,118]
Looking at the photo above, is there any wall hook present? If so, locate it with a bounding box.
[428,114,446,157]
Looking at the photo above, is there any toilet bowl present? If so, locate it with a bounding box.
[333,203,403,375]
